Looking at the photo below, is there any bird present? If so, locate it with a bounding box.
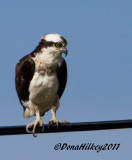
[15,33,68,134]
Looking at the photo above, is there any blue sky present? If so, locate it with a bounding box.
[0,0,132,159]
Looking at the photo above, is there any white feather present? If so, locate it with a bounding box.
[44,33,62,43]
[23,47,63,118]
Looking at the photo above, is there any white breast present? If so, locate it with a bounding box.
[28,50,63,114]
[29,72,58,108]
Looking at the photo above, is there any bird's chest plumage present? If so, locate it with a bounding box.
[29,53,62,110]
[29,72,58,105]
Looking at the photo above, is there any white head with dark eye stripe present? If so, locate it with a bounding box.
[36,33,68,57]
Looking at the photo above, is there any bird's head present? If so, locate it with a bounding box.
[35,33,68,57]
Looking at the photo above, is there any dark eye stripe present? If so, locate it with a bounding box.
[31,39,54,53]
[31,39,64,54]
[55,42,62,47]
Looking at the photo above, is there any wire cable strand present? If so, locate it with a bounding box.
[0,119,132,136]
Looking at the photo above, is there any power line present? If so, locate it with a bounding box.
[0,119,132,136]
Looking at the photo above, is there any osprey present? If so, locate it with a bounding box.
[15,33,68,134]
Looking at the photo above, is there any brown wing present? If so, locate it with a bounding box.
[57,59,67,99]
[15,55,35,106]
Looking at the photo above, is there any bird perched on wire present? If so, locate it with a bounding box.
[15,33,68,134]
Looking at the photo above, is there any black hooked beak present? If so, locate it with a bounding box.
[63,48,68,57]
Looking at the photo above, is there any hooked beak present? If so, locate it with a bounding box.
[61,47,68,57]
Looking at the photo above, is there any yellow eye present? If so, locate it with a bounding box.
[55,43,62,48]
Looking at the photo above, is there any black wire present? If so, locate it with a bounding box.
[0,119,132,136]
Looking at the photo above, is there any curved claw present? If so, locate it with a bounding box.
[26,119,44,135]
[33,133,37,138]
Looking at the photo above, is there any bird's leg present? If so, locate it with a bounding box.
[49,106,69,126]
[26,105,44,134]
